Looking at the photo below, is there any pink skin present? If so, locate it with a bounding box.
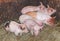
[5,21,28,36]
[34,30,39,36]
[27,20,43,36]
[21,2,46,14]
[38,5,56,16]
[35,11,55,26]
[21,6,39,14]
[45,5,56,16]
[37,2,46,12]
[21,1,56,16]
[22,19,43,36]
[19,14,43,29]
[19,15,33,23]
[44,16,55,26]
[19,14,55,36]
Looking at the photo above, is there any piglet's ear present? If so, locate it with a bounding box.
[40,2,43,6]
[19,24,26,30]
[20,26,25,30]
[47,5,50,8]
[38,2,46,10]
[39,2,45,8]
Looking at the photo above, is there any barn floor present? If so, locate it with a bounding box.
[0,20,60,41]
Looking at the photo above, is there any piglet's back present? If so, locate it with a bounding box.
[21,6,39,14]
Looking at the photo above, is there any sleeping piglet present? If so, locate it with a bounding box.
[4,21,28,36]
[19,15,44,36]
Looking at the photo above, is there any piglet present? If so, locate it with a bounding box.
[4,21,28,36]
[25,5,56,17]
[21,2,46,14]
[22,19,43,36]
[19,15,43,36]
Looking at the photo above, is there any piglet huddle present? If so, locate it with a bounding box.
[4,2,56,36]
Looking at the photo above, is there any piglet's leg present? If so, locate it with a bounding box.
[34,30,39,36]
[20,32,23,36]
[34,21,43,30]
[30,27,34,35]
[30,30,34,35]
[14,32,19,36]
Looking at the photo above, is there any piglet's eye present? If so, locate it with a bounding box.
[51,9,53,12]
